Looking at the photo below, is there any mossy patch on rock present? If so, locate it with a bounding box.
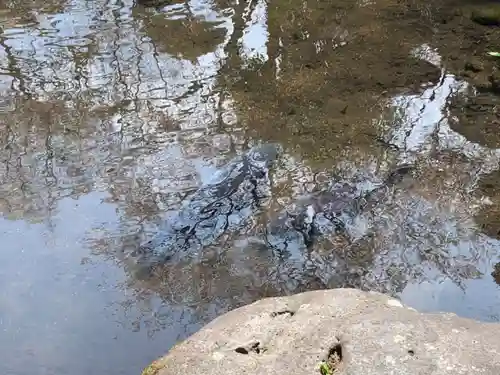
[319,342,343,374]
[141,357,169,375]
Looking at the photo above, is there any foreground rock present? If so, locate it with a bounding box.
[143,288,500,375]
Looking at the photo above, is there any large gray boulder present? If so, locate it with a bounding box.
[142,288,500,375]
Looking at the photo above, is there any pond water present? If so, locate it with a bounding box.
[1,0,500,374]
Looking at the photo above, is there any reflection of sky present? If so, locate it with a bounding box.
[401,276,500,322]
[0,192,201,375]
[386,73,465,154]
[381,45,500,175]
[238,0,269,64]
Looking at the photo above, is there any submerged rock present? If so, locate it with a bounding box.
[135,0,175,8]
[265,164,414,251]
[471,6,500,26]
[130,143,282,276]
[144,288,500,375]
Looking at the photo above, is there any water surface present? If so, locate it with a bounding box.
[1,0,500,374]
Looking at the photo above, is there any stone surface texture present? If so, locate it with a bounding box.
[147,288,500,375]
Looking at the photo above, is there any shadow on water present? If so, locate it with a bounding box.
[1,0,500,374]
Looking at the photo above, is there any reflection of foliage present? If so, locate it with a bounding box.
[0,0,65,14]
[136,12,227,61]
[241,54,267,71]
[475,170,500,240]
[352,160,492,296]
[492,263,500,286]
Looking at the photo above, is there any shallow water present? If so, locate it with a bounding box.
[1,0,500,374]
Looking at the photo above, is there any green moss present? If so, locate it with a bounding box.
[319,362,334,375]
[140,357,169,375]
[471,6,500,26]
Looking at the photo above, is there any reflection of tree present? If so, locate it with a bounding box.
[0,0,237,215]
[0,0,65,15]
[0,0,234,252]
[0,98,93,222]
[0,25,29,95]
[361,161,494,296]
